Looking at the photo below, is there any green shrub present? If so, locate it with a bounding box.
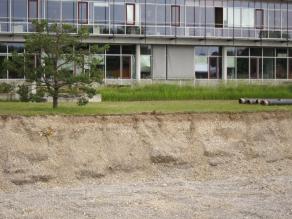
[81,86,96,98]
[0,83,14,93]
[17,85,30,102]
[30,88,46,102]
[77,96,89,106]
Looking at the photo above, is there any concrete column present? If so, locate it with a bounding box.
[31,81,37,95]
[136,44,141,81]
[222,47,228,81]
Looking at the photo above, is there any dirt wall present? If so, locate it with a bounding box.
[0,112,292,191]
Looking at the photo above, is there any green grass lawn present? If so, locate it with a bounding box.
[0,100,292,116]
[99,84,292,101]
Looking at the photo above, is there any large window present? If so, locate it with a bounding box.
[171,5,180,26]
[93,1,109,34]
[276,59,287,79]
[289,58,292,79]
[47,0,61,22]
[241,8,254,28]
[0,43,6,53]
[78,2,88,24]
[255,9,264,29]
[0,56,7,78]
[215,7,223,28]
[0,0,9,31]
[237,58,249,79]
[263,58,275,79]
[62,1,75,23]
[276,48,288,79]
[195,47,222,79]
[93,2,109,24]
[12,0,27,22]
[105,45,135,79]
[126,3,135,25]
[110,3,125,26]
[141,45,151,79]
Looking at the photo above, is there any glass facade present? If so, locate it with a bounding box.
[0,0,291,40]
[0,42,142,80]
[227,47,292,80]
[1,0,292,81]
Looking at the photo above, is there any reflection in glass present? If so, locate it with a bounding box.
[122,56,131,79]
[126,4,135,25]
[94,2,109,24]
[141,55,151,79]
[62,1,75,23]
[227,57,236,79]
[78,2,88,24]
[0,56,7,78]
[12,0,27,21]
[209,57,221,79]
[263,58,274,79]
[289,58,292,79]
[47,1,60,22]
[237,58,249,79]
[106,56,120,79]
[0,0,9,31]
[28,0,38,21]
[8,56,24,78]
[276,58,287,79]
[0,43,6,53]
[8,43,24,53]
[195,56,208,79]
[250,58,262,79]
[242,9,254,27]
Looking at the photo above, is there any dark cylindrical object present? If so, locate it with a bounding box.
[260,99,292,105]
[239,98,259,104]
[239,98,246,104]
[246,99,258,104]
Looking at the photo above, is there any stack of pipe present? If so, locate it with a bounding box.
[239,98,292,105]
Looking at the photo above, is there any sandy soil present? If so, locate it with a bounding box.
[0,112,292,218]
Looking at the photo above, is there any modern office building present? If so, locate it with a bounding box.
[1,0,292,82]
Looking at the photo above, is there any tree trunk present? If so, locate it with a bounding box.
[53,95,58,109]
[52,86,59,109]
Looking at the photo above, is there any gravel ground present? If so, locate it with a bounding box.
[0,175,292,219]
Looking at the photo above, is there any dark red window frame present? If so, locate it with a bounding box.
[255,9,264,29]
[78,1,88,24]
[28,0,39,21]
[126,3,135,25]
[171,5,180,27]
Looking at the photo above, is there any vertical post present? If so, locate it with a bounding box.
[222,47,228,83]
[136,44,141,81]
[9,0,11,32]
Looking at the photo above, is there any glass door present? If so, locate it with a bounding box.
[250,58,262,79]
[122,55,132,79]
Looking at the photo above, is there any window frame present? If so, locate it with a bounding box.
[215,7,223,28]
[171,5,180,27]
[255,9,264,29]
[126,3,135,25]
[28,0,39,21]
[78,1,88,24]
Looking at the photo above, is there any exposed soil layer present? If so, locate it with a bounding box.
[0,112,292,218]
